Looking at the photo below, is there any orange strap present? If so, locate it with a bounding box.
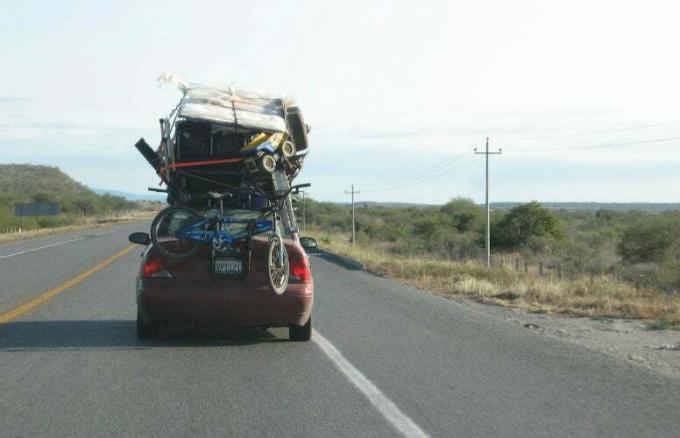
[159,156,246,173]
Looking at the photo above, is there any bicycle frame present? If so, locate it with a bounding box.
[176,217,273,246]
[169,182,309,252]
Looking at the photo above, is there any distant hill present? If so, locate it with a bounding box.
[93,188,166,202]
[0,164,136,217]
[354,201,437,209]
[491,202,680,212]
[337,200,680,212]
[0,164,95,203]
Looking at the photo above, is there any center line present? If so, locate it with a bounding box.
[313,330,430,438]
[0,244,137,323]
[94,230,117,237]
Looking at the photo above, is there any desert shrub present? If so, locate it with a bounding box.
[440,198,483,232]
[492,201,563,250]
[619,216,679,263]
[655,259,680,293]
[304,196,680,294]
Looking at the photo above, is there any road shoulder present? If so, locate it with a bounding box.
[314,250,680,380]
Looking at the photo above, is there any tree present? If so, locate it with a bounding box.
[73,198,94,216]
[492,201,563,249]
[440,198,483,233]
[413,216,440,240]
[31,191,55,203]
[619,217,677,263]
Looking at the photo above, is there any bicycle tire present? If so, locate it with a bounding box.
[267,236,289,295]
[151,206,204,260]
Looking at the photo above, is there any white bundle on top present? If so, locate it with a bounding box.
[158,74,293,133]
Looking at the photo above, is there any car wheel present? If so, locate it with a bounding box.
[289,316,312,342]
[136,313,157,339]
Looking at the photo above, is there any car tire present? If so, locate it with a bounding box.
[289,315,312,342]
[136,313,157,339]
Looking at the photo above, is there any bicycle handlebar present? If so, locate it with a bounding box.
[245,183,311,200]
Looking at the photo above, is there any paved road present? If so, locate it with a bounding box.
[1,223,680,437]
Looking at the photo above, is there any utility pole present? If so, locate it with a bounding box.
[345,184,360,245]
[474,137,502,268]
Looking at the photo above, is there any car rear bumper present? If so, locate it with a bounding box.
[137,278,313,327]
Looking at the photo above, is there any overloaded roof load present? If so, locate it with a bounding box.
[134,78,310,208]
[177,86,290,133]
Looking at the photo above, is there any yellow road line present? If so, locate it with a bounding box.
[0,244,137,324]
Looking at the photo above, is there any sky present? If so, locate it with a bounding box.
[1,0,679,204]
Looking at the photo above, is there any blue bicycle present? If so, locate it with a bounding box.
[150,183,310,294]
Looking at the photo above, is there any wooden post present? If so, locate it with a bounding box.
[524,261,528,273]
[539,261,543,276]
[557,264,562,280]
[515,258,519,270]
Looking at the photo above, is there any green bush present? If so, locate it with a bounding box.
[492,201,563,249]
[301,195,680,293]
[440,198,483,233]
[619,216,678,263]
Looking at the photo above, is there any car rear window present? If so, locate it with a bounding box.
[221,203,296,239]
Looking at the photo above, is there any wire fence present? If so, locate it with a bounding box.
[484,253,652,290]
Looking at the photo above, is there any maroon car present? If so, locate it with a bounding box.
[129,232,314,341]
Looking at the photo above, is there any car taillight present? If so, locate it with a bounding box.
[142,257,173,278]
[289,256,312,283]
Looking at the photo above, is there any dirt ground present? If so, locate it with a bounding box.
[459,297,680,380]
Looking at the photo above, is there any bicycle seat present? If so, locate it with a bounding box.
[207,191,233,200]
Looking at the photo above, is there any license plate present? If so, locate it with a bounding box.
[213,258,243,277]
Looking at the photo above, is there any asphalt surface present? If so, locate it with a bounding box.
[1,223,680,437]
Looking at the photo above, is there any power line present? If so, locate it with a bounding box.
[364,154,468,191]
[509,135,680,152]
[362,157,482,194]
[496,119,680,140]
[366,157,468,190]
[361,158,480,193]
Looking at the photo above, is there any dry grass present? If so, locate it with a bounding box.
[0,210,156,244]
[309,230,680,325]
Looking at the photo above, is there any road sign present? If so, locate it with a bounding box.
[15,202,61,217]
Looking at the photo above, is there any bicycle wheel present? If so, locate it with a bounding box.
[151,206,204,260]
[267,236,289,295]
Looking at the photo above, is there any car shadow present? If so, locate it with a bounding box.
[315,251,364,271]
[0,320,288,352]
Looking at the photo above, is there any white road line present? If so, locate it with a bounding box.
[0,236,87,260]
[93,229,117,237]
[0,228,125,260]
[313,330,430,438]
